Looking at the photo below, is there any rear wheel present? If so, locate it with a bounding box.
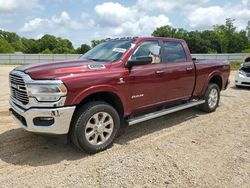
[69,101,120,154]
[199,83,220,113]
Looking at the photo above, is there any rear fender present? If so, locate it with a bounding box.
[201,71,223,96]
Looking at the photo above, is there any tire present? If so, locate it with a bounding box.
[199,83,220,113]
[69,101,120,154]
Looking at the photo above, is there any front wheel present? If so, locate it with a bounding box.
[69,101,120,154]
[199,83,220,113]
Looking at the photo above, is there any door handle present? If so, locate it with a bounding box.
[156,70,164,74]
[186,67,193,71]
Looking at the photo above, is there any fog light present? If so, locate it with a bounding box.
[33,117,55,126]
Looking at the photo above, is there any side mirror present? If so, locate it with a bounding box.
[125,56,152,69]
[149,46,160,56]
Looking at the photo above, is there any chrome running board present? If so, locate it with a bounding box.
[128,100,205,126]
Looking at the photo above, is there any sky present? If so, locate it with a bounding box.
[0,0,250,47]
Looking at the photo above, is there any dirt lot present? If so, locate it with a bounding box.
[0,66,249,188]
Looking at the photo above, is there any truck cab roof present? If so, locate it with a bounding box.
[109,37,185,43]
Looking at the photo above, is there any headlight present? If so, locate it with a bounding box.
[239,70,246,77]
[26,83,67,102]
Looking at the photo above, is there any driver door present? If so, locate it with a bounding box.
[125,40,166,114]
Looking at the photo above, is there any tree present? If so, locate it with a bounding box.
[0,30,26,52]
[246,21,250,49]
[22,38,40,53]
[91,39,106,48]
[11,41,25,52]
[0,39,15,53]
[152,25,177,38]
[52,47,75,54]
[42,48,53,54]
[214,18,248,53]
[174,28,188,39]
[152,19,249,53]
[152,26,210,53]
[39,34,58,51]
[247,21,250,37]
[0,30,20,43]
[185,31,210,53]
[53,38,75,54]
[76,44,91,54]
[200,30,221,53]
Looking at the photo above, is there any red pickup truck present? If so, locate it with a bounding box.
[9,37,230,153]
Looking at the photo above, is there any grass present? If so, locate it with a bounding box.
[230,62,243,70]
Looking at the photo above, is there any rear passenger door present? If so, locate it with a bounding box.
[160,41,196,102]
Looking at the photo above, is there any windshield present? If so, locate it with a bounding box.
[80,40,132,62]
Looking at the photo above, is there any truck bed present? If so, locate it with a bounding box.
[193,60,230,98]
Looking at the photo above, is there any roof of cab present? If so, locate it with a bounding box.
[108,37,185,43]
[135,37,185,43]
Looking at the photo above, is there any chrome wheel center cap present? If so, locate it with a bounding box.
[96,123,104,133]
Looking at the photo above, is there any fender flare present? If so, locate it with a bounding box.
[201,71,223,96]
[245,56,250,62]
[70,85,127,112]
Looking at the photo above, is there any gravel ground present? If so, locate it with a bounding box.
[0,66,250,188]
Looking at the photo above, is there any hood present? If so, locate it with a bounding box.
[15,59,111,80]
[241,63,250,73]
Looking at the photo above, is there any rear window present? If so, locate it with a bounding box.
[163,41,187,63]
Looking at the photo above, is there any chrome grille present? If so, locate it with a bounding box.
[9,73,29,105]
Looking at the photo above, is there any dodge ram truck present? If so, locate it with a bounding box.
[9,37,230,153]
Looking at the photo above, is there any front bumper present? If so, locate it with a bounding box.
[9,99,76,134]
[235,72,250,87]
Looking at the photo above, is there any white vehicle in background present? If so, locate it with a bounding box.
[235,57,250,87]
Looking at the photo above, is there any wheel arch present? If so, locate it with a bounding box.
[76,91,125,117]
[202,72,223,96]
[209,75,223,90]
[245,56,250,62]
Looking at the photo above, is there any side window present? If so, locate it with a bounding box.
[131,41,161,64]
[163,41,187,63]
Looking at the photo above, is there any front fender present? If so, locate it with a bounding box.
[67,84,127,111]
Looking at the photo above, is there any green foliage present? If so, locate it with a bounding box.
[76,44,91,54]
[0,30,26,52]
[42,48,53,54]
[11,41,26,52]
[91,39,106,48]
[152,25,178,38]
[213,18,248,53]
[0,30,90,54]
[242,49,250,53]
[21,38,40,53]
[39,34,58,51]
[0,30,20,43]
[185,31,210,53]
[0,38,15,53]
[230,62,243,70]
[1,19,250,54]
[38,35,76,54]
[152,18,250,53]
